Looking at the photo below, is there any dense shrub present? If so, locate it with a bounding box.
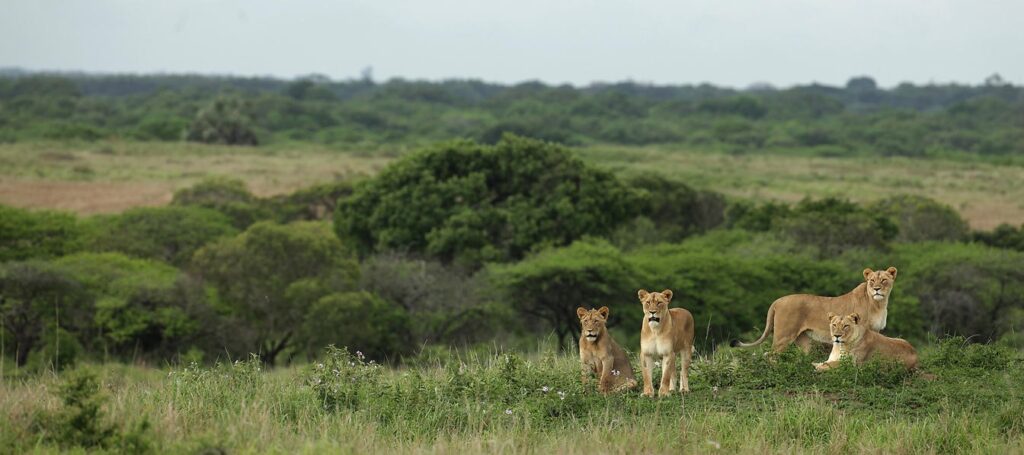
[336,135,640,266]
[0,260,88,366]
[775,198,898,258]
[171,177,271,229]
[360,252,508,345]
[301,291,413,362]
[192,221,360,364]
[974,223,1024,251]
[0,205,84,261]
[871,195,969,242]
[625,174,726,242]
[55,252,210,359]
[82,206,237,267]
[489,239,640,348]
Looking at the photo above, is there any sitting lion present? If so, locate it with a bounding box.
[814,312,918,370]
[732,267,899,353]
[577,306,637,393]
[638,289,695,396]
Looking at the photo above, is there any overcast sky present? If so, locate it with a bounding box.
[2,0,1022,88]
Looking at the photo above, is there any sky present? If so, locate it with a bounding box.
[2,0,1023,88]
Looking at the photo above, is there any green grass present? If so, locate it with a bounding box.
[2,339,1022,454]
[2,140,1023,229]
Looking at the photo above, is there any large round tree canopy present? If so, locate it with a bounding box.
[336,135,639,266]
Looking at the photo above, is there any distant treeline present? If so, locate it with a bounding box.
[2,137,1022,371]
[0,70,1022,158]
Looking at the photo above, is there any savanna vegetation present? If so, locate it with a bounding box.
[2,70,1024,453]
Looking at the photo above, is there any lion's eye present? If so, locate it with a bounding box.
[882,279,888,284]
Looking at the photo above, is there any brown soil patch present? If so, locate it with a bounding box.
[0,179,177,214]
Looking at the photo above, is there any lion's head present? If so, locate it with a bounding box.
[577,306,610,342]
[827,312,864,345]
[863,266,898,301]
[638,289,673,328]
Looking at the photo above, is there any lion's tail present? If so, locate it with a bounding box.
[730,304,775,348]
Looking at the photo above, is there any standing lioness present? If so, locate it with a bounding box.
[732,267,898,352]
[638,289,695,396]
[577,306,637,393]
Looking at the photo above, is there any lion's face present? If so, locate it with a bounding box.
[863,267,898,301]
[828,312,863,344]
[638,289,673,328]
[577,307,609,342]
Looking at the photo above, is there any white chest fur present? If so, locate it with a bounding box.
[642,335,675,357]
[870,308,887,331]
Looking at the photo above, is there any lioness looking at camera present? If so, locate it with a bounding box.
[638,289,695,396]
[814,312,918,370]
[732,267,899,353]
[577,306,637,393]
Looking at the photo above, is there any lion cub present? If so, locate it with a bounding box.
[577,306,637,393]
[638,289,695,396]
[814,312,918,371]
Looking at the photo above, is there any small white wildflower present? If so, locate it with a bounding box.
[317,363,324,369]
[558,391,566,400]
[612,369,621,377]
[712,386,719,393]
[654,361,661,367]
[504,409,513,415]
[541,386,550,393]
[349,362,355,367]
[356,351,365,359]
[312,378,321,385]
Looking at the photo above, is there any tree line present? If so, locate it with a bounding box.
[0,72,1022,159]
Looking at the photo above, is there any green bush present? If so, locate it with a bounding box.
[192,221,359,364]
[337,135,639,266]
[871,195,969,242]
[0,260,88,366]
[82,206,237,267]
[171,177,271,229]
[0,205,84,261]
[301,291,413,362]
[489,239,640,348]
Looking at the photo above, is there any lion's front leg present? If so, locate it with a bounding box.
[641,354,655,397]
[658,354,675,397]
[597,357,615,394]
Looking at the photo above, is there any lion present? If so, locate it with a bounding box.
[731,267,899,353]
[577,306,638,393]
[638,289,695,396]
[813,312,918,370]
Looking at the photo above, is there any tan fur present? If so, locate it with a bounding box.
[733,267,899,353]
[638,289,695,397]
[814,312,918,370]
[577,306,637,393]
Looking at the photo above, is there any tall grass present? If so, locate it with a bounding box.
[1,338,1022,453]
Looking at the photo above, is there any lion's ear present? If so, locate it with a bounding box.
[849,313,861,324]
[661,289,673,301]
[886,266,898,279]
[638,289,649,301]
[827,312,836,320]
[576,307,588,319]
[863,268,874,280]
[597,306,610,319]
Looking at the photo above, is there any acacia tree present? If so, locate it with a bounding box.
[336,135,640,267]
[191,221,359,365]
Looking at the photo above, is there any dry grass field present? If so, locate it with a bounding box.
[2,141,1023,229]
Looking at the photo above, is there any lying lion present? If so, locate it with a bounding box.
[577,306,638,393]
[814,312,918,371]
[732,267,898,353]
